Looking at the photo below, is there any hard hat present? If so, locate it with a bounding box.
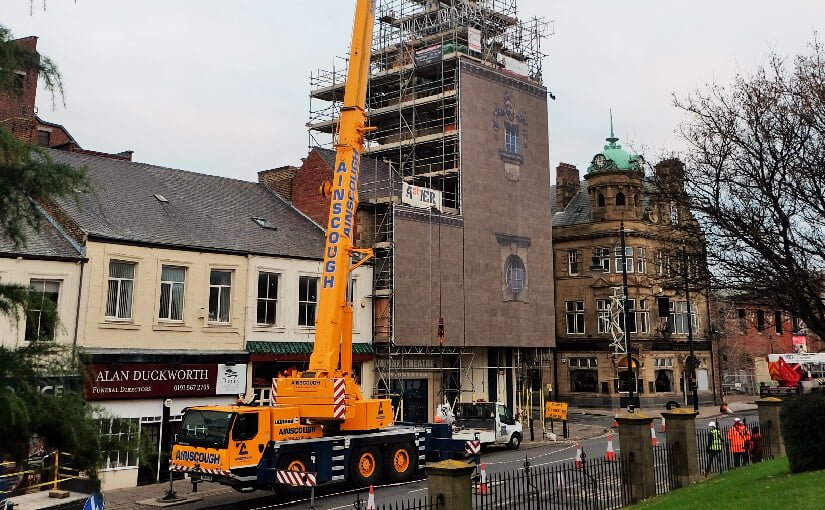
[734,417,741,423]
[708,421,716,428]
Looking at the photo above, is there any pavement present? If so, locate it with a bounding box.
[4,396,760,510]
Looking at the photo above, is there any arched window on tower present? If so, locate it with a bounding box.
[504,254,526,298]
[598,194,606,207]
[616,192,626,206]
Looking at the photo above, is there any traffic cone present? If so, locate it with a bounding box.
[366,485,376,510]
[660,416,667,433]
[650,422,658,446]
[575,442,583,469]
[477,463,489,495]
[605,433,616,462]
[613,410,619,428]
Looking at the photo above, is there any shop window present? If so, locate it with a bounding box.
[569,357,598,393]
[99,418,139,470]
[654,358,674,392]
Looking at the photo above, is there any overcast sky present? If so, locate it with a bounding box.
[4,1,823,182]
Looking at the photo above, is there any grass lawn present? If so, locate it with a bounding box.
[631,457,825,509]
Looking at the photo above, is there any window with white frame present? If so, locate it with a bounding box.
[654,358,674,392]
[158,266,185,321]
[567,249,580,276]
[298,276,319,327]
[208,269,232,323]
[565,301,585,335]
[99,417,139,470]
[504,124,520,154]
[596,299,611,334]
[667,300,698,334]
[636,247,647,273]
[106,261,135,320]
[637,299,650,334]
[25,279,60,341]
[614,246,634,273]
[257,272,279,326]
[592,247,610,273]
[569,357,599,393]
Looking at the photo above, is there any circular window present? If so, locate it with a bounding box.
[505,255,526,295]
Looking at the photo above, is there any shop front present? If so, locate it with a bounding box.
[82,349,247,489]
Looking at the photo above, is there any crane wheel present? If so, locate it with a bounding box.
[277,452,312,495]
[384,442,416,483]
[351,446,382,486]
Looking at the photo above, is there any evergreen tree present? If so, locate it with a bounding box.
[0,25,104,484]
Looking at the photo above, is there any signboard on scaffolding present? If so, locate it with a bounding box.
[415,45,442,66]
[402,182,442,212]
[468,27,482,53]
[497,53,529,77]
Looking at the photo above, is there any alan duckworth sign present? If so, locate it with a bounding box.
[84,363,246,400]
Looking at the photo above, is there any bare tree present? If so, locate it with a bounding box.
[672,36,825,341]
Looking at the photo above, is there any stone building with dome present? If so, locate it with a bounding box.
[550,123,719,409]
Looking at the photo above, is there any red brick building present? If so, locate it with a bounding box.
[713,293,822,393]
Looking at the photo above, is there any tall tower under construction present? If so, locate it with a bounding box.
[306,0,555,421]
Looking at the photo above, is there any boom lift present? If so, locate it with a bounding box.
[170,0,466,493]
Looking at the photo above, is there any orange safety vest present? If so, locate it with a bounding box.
[727,424,751,453]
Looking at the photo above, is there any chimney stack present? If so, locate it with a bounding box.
[555,163,580,210]
[258,165,299,202]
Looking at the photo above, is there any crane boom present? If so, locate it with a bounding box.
[308,0,375,376]
[272,0,392,432]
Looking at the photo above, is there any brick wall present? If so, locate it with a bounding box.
[291,150,332,227]
[0,37,39,144]
[555,163,580,210]
[258,165,299,202]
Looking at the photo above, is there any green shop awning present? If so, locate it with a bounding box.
[246,341,374,361]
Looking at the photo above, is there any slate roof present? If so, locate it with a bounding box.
[552,181,591,227]
[0,218,83,260]
[314,147,401,203]
[47,150,326,259]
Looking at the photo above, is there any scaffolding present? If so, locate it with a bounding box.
[307,0,550,413]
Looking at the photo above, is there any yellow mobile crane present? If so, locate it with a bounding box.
[170,0,466,493]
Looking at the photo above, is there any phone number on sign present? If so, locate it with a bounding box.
[173,384,211,392]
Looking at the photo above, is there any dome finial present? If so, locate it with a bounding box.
[606,108,619,146]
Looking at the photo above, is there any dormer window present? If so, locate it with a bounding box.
[616,192,626,206]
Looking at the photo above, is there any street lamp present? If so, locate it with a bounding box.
[682,244,699,412]
[591,219,635,411]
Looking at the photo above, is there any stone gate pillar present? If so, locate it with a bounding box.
[661,409,699,487]
[617,411,656,503]
[756,397,786,457]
